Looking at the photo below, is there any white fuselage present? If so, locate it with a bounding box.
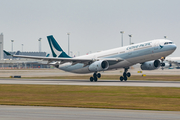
[57,39,176,73]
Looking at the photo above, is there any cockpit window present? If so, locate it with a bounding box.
[164,42,173,45]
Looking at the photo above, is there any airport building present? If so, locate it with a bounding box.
[0,33,50,69]
[0,33,3,60]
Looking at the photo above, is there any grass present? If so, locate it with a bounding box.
[19,75,180,81]
[0,84,180,111]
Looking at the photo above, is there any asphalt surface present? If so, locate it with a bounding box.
[0,78,180,87]
[1,68,180,77]
[0,105,180,120]
[1,69,180,120]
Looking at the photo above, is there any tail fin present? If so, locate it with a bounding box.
[3,50,12,56]
[47,35,71,58]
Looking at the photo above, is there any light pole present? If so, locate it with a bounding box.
[120,31,124,47]
[128,34,132,45]
[78,51,80,56]
[11,40,14,52]
[70,51,73,57]
[38,38,42,52]
[67,33,70,56]
[22,44,23,52]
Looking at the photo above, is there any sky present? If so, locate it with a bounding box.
[0,0,180,56]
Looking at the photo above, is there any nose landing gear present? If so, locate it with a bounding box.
[120,67,131,81]
[90,72,101,82]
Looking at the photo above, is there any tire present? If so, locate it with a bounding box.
[120,76,124,81]
[124,76,127,81]
[90,77,94,82]
[94,77,98,82]
[123,72,127,77]
[97,73,101,78]
[127,72,131,77]
[161,63,165,67]
[93,73,97,78]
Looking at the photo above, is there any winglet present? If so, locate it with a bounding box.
[3,50,12,56]
[46,53,50,57]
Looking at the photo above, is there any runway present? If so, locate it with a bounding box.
[1,68,180,77]
[0,105,180,120]
[0,78,180,87]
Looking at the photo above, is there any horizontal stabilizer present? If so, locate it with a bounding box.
[3,50,12,56]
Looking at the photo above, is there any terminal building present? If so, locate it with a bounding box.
[0,33,3,60]
[0,33,50,69]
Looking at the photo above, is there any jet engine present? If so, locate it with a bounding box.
[89,60,109,72]
[141,60,160,70]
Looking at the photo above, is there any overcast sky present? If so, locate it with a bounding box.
[0,0,180,56]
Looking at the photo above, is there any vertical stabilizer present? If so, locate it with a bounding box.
[47,35,71,58]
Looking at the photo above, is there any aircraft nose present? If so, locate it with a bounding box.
[171,44,177,50]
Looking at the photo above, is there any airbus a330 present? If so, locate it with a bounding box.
[4,35,176,82]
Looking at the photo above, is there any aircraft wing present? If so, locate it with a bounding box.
[3,50,123,65]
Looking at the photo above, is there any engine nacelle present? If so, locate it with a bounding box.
[141,60,160,70]
[89,60,109,72]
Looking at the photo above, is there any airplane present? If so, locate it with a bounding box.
[4,35,176,82]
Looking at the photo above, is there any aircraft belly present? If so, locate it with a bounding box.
[71,67,91,73]
[108,60,131,69]
[59,63,91,73]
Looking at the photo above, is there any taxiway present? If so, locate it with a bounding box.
[0,105,180,120]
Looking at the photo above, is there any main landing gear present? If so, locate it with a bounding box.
[160,57,166,70]
[120,68,131,81]
[89,68,131,82]
[90,72,101,82]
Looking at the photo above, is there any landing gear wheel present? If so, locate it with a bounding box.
[94,77,98,82]
[123,72,127,77]
[120,76,124,81]
[90,72,101,82]
[161,63,165,67]
[90,77,94,82]
[124,76,127,81]
[120,67,130,82]
[127,72,131,77]
[97,73,101,78]
[93,73,97,78]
